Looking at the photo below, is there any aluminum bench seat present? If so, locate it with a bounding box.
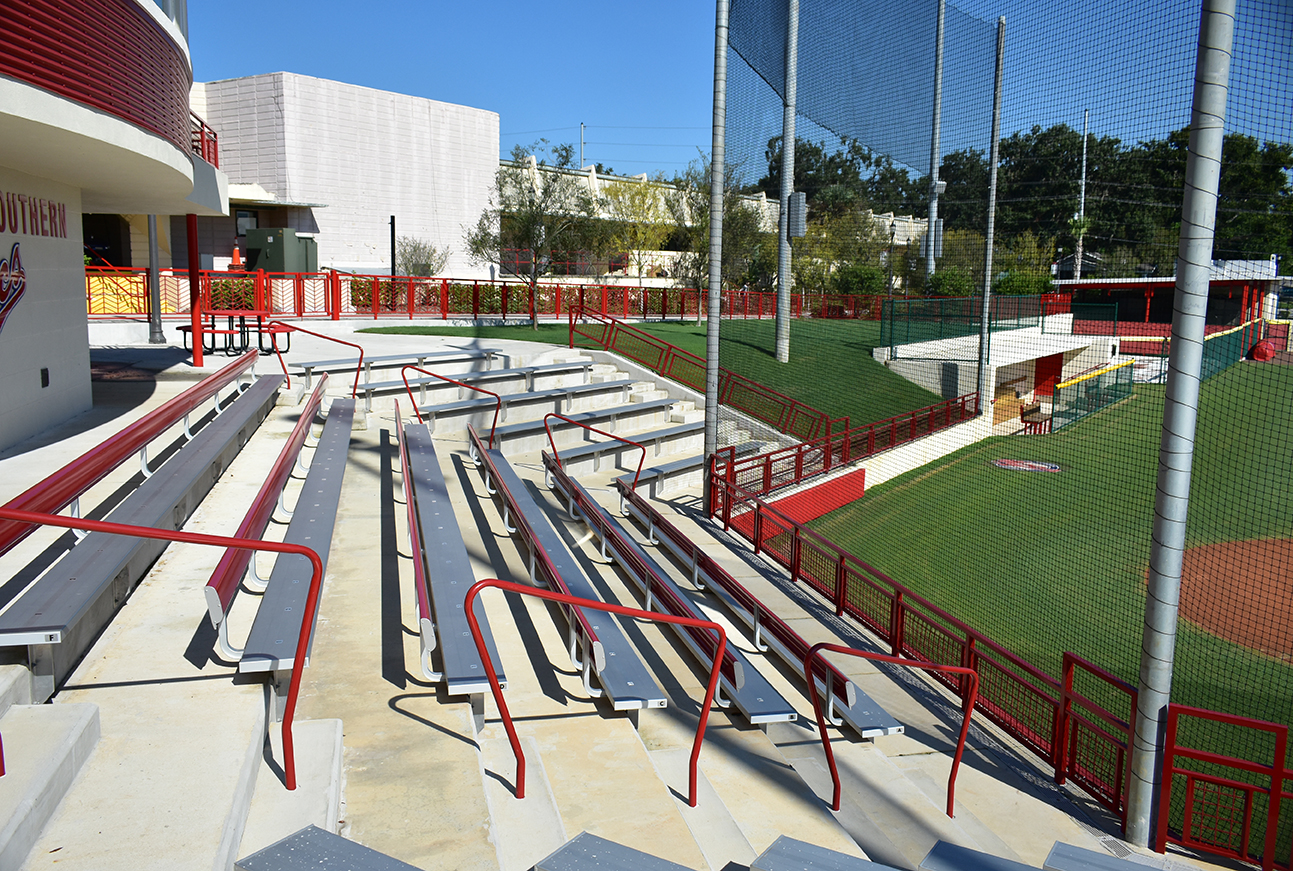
[415,379,637,433]
[1043,843,1142,871]
[616,441,764,499]
[550,463,797,726]
[236,824,419,871]
[402,420,506,729]
[240,399,355,713]
[920,840,1037,871]
[471,428,666,712]
[360,361,593,411]
[536,831,692,871]
[0,375,283,701]
[752,835,899,871]
[490,397,679,454]
[292,348,502,388]
[552,421,703,474]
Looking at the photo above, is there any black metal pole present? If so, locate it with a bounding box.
[390,216,397,277]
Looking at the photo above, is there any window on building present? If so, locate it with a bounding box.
[236,210,258,237]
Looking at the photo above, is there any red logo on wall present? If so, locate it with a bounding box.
[0,243,27,334]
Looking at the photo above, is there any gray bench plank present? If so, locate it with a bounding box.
[1043,843,1139,871]
[293,348,502,388]
[404,422,506,698]
[360,361,592,411]
[478,444,666,712]
[558,471,797,726]
[752,835,898,871]
[536,831,692,871]
[236,824,419,871]
[240,399,354,677]
[920,841,1036,871]
[417,379,636,428]
[0,375,283,699]
[556,421,703,469]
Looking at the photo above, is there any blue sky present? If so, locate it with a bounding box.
[188,1,718,178]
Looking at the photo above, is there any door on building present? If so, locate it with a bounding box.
[1034,353,1064,398]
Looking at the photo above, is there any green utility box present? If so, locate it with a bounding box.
[244,228,318,274]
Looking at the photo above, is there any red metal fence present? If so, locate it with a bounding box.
[716,393,979,498]
[569,308,840,441]
[705,471,1137,825]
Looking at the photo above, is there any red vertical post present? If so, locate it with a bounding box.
[473,281,480,319]
[186,214,203,367]
[834,555,847,616]
[441,279,449,320]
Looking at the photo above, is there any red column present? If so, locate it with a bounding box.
[186,214,203,367]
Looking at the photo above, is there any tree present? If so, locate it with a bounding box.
[395,235,450,277]
[665,155,769,296]
[465,141,601,327]
[602,176,672,284]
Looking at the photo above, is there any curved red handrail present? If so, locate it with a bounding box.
[542,413,646,490]
[0,349,260,559]
[205,375,330,618]
[804,642,978,816]
[463,577,725,808]
[265,321,364,399]
[0,507,323,791]
[401,365,502,448]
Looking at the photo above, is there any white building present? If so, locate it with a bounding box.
[184,72,498,276]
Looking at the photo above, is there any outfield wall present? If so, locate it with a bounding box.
[848,411,993,489]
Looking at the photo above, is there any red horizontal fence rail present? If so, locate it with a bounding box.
[1157,705,1291,871]
[569,308,835,441]
[0,350,259,559]
[463,578,725,808]
[704,471,1137,823]
[0,508,321,791]
[1056,653,1137,825]
[806,643,978,815]
[717,393,979,498]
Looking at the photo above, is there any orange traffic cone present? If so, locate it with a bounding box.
[231,244,242,268]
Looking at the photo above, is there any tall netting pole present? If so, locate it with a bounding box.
[705,0,730,459]
[925,0,947,279]
[977,17,1005,412]
[1126,0,1236,845]
[775,0,799,364]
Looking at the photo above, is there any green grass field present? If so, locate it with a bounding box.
[360,318,941,430]
[810,361,1293,730]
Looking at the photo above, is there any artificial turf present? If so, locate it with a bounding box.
[809,361,1293,730]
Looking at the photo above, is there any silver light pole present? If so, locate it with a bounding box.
[925,0,946,279]
[775,0,799,364]
[147,215,164,344]
[705,0,730,459]
[1125,0,1235,846]
[977,18,1005,415]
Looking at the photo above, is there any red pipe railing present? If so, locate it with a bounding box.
[0,350,259,559]
[805,643,978,815]
[1056,652,1137,824]
[402,365,501,447]
[204,376,329,640]
[463,578,726,808]
[542,413,645,489]
[264,321,363,399]
[0,508,322,791]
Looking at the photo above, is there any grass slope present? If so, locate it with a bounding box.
[360,319,941,429]
[810,361,1293,728]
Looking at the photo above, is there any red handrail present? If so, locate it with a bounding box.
[402,365,502,448]
[804,643,978,815]
[463,578,726,808]
[205,376,329,622]
[265,321,363,399]
[0,350,260,559]
[0,507,322,791]
[542,413,646,490]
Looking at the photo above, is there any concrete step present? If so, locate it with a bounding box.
[671,407,705,424]
[0,703,99,870]
[236,719,344,860]
[631,389,672,403]
[0,665,32,720]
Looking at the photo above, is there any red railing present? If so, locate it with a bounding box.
[463,578,725,808]
[191,112,219,167]
[204,376,328,658]
[402,366,501,446]
[1157,705,1292,871]
[0,508,321,791]
[705,471,1136,821]
[265,321,362,398]
[614,478,861,719]
[806,643,978,815]
[0,350,260,559]
[717,393,979,498]
[1057,653,1137,825]
[543,413,645,489]
[569,308,837,441]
